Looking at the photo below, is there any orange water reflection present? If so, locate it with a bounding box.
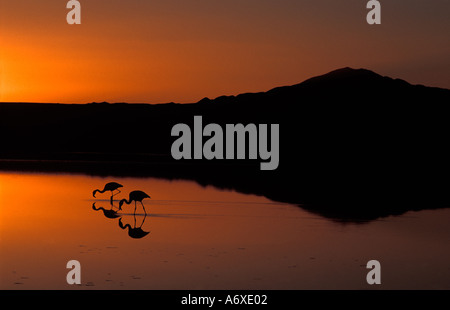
[1,171,450,289]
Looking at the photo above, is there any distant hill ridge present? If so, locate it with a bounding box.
[196,67,449,106]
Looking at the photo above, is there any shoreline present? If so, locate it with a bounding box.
[1,157,448,223]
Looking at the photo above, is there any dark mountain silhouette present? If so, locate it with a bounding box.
[1,67,449,222]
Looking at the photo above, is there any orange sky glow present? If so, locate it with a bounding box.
[1,0,449,103]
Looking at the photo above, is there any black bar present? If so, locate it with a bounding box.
[1,290,448,308]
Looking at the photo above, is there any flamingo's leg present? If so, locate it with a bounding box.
[110,189,122,204]
[111,200,119,210]
[140,212,147,227]
[141,201,147,215]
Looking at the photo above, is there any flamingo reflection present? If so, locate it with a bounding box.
[118,214,150,239]
[92,202,120,219]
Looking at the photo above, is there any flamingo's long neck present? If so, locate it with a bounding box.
[94,188,107,197]
[119,220,132,232]
[92,204,102,211]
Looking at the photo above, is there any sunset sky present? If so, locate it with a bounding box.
[0,0,449,103]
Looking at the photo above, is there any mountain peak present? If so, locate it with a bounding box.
[327,67,380,76]
[298,67,385,86]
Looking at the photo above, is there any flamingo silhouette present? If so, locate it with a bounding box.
[119,190,151,214]
[118,216,150,239]
[93,182,123,203]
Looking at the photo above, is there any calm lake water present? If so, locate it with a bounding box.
[1,171,449,289]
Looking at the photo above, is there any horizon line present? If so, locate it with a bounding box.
[1,67,449,105]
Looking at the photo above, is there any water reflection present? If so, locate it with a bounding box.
[2,171,450,289]
[118,215,150,239]
[92,202,120,219]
